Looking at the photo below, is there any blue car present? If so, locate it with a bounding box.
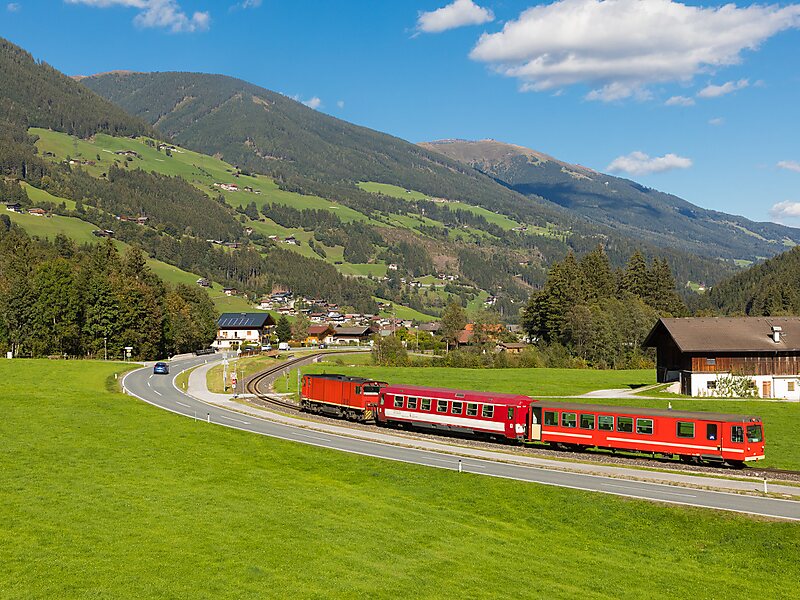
[153,362,170,375]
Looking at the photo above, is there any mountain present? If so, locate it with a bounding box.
[707,246,800,315]
[419,139,800,262]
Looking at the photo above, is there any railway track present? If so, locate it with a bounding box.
[242,356,800,483]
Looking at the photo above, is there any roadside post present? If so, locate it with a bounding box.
[458,460,462,473]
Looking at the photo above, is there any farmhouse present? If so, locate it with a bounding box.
[644,317,800,399]
[27,208,47,217]
[305,324,335,346]
[331,325,374,345]
[5,202,23,213]
[213,312,276,350]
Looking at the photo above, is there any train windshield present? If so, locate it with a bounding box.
[747,425,763,443]
[363,385,383,395]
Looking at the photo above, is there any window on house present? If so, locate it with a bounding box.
[452,402,462,415]
[731,426,744,443]
[677,422,695,438]
[393,396,404,408]
[561,412,577,428]
[617,417,633,433]
[421,399,431,411]
[706,358,716,366]
[408,397,418,410]
[789,382,796,392]
[544,411,558,426]
[707,381,717,390]
[437,400,448,413]
[636,418,653,435]
[466,403,478,416]
[247,331,252,336]
[598,416,614,431]
[482,405,494,419]
[580,414,595,430]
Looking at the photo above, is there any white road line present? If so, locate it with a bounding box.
[175,400,191,408]
[153,389,162,396]
[220,415,250,425]
[603,483,696,498]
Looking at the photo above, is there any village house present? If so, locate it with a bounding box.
[644,317,800,399]
[196,278,210,288]
[92,229,114,238]
[5,202,23,213]
[223,288,238,296]
[27,208,47,217]
[495,342,529,354]
[331,325,375,345]
[305,324,335,346]
[213,312,276,350]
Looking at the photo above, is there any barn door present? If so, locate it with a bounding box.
[529,407,542,441]
[762,381,771,399]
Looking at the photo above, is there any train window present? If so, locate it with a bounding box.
[393,396,404,408]
[364,385,382,394]
[731,426,744,443]
[561,412,576,428]
[379,397,384,406]
[482,405,494,419]
[747,425,763,443]
[706,424,718,441]
[452,401,463,415]
[598,415,614,431]
[544,411,558,426]
[579,414,595,430]
[437,400,448,413]
[408,397,418,410]
[355,386,362,395]
[467,403,478,417]
[677,422,695,438]
[636,418,653,435]
[508,407,514,421]
[617,417,633,433]
[421,399,431,411]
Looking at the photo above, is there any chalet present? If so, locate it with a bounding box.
[223,288,238,296]
[418,322,441,334]
[495,342,529,354]
[27,208,47,217]
[331,325,375,345]
[196,278,210,288]
[305,324,335,346]
[5,202,23,213]
[213,312,276,350]
[283,236,298,245]
[114,150,139,158]
[644,317,800,399]
[92,229,114,238]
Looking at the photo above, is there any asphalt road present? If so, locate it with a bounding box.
[123,354,800,521]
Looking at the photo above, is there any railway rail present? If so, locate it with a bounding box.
[241,357,800,484]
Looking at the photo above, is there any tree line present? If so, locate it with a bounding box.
[0,223,216,359]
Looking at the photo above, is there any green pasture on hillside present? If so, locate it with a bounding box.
[274,365,800,469]
[1,360,798,598]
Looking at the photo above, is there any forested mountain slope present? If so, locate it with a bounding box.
[707,246,800,315]
[421,139,800,262]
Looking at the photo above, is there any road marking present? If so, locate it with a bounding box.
[602,483,696,498]
[153,389,162,397]
[175,401,191,408]
[220,415,250,425]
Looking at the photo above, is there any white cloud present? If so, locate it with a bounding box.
[65,0,210,32]
[417,0,494,33]
[665,95,695,107]
[470,0,800,101]
[697,78,749,98]
[230,0,260,10]
[770,201,800,222]
[7,2,20,11]
[607,151,693,176]
[302,96,322,109]
[336,100,345,109]
[708,117,724,126]
[778,160,800,173]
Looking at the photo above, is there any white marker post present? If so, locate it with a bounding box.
[207,412,210,423]
[764,478,768,494]
[458,460,462,473]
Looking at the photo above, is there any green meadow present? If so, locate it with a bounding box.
[1,360,798,598]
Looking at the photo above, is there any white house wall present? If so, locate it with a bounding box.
[689,372,800,400]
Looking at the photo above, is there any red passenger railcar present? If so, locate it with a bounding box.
[300,374,387,421]
[531,401,765,465]
[376,384,532,440]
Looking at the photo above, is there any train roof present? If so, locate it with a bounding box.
[382,384,532,405]
[536,401,761,423]
[306,373,386,384]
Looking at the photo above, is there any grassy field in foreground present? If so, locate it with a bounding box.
[275,366,799,469]
[1,360,798,598]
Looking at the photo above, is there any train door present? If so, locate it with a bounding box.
[529,407,542,441]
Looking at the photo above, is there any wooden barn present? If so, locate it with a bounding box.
[644,317,800,399]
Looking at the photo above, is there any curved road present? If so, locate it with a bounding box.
[123,354,800,521]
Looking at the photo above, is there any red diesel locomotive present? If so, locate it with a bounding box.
[300,374,765,464]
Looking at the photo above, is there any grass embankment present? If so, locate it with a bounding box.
[206,354,280,394]
[1,359,798,598]
[275,366,799,469]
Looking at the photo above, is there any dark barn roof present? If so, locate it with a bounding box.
[644,317,800,353]
[217,312,276,329]
[333,326,373,336]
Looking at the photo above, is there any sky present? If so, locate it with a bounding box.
[2,0,799,226]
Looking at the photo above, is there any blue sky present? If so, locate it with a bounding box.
[2,0,799,226]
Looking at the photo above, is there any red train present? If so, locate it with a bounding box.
[300,374,765,465]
